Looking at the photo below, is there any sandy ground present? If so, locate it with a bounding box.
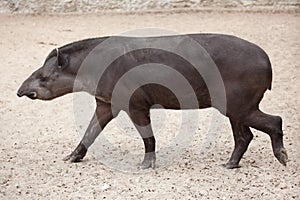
[0,12,299,199]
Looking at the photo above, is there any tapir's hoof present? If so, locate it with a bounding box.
[138,159,156,169]
[63,154,83,162]
[63,144,87,163]
[275,147,288,166]
[138,152,156,169]
[222,162,240,169]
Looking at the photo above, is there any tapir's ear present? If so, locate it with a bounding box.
[56,48,69,69]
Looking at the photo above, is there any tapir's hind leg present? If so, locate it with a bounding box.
[129,109,156,169]
[63,100,114,162]
[244,109,288,166]
[225,119,253,169]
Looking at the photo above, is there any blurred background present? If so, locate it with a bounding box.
[1,0,299,13]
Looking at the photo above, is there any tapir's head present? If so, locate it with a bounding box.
[17,49,75,100]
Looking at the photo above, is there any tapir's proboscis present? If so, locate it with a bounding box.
[17,34,287,169]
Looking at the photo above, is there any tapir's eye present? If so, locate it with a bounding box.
[40,77,49,82]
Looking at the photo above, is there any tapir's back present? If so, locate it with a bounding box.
[96,34,272,112]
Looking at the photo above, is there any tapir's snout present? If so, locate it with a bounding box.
[17,90,24,97]
[17,84,26,97]
[17,89,37,99]
[17,82,38,100]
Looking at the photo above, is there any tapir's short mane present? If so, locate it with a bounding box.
[45,37,109,62]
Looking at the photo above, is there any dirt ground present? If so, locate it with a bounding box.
[0,12,299,199]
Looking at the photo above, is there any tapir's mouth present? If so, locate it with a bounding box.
[27,92,37,99]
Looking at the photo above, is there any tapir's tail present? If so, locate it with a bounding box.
[265,51,272,91]
[267,60,272,90]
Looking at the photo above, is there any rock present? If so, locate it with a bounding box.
[101,183,110,190]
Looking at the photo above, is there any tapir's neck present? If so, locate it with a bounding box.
[59,37,109,96]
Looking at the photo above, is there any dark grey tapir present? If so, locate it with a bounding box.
[17,34,287,169]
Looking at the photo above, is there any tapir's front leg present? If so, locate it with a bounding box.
[63,100,114,162]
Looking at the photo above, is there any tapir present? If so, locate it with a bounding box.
[17,34,287,169]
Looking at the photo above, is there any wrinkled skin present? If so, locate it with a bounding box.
[17,34,288,169]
